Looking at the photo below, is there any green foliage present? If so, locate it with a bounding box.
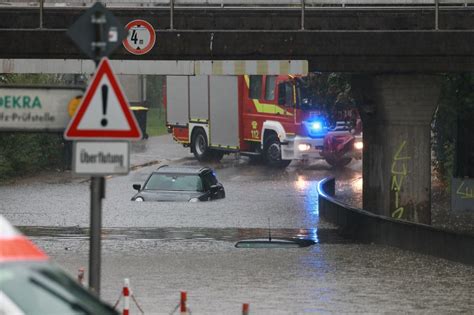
[145,76,167,136]
[1,74,65,85]
[432,73,474,182]
[146,75,164,110]
[0,133,64,180]
[304,72,354,109]
[146,108,168,137]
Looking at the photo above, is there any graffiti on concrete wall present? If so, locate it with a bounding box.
[391,140,411,219]
[452,178,474,211]
[455,181,474,199]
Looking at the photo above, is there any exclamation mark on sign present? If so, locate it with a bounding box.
[101,84,108,127]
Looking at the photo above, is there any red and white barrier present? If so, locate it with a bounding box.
[243,303,250,315]
[77,267,85,285]
[180,291,187,314]
[123,278,130,315]
[112,278,145,315]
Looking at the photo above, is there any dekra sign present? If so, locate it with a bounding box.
[0,95,42,108]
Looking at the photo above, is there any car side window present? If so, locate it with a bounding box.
[249,75,262,99]
[264,75,277,100]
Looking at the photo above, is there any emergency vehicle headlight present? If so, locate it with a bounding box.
[354,141,363,150]
[298,144,311,151]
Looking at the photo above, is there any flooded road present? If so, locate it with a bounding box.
[2,135,473,313]
[30,232,473,314]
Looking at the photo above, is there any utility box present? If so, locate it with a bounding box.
[130,106,148,139]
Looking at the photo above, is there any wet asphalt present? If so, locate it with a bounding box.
[1,135,473,314]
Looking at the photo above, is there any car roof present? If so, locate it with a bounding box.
[154,165,212,175]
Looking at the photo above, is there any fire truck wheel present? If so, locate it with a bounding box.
[264,134,292,168]
[192,129,213,161]
[325,157,352,168]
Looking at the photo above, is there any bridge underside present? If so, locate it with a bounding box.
[0,7,473,72]
[0,30,473,72]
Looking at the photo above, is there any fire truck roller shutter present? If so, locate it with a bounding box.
[209,76,239,149]
[166,76,189,127]
[189,75,209,122]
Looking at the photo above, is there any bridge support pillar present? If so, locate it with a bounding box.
[352,74,441,224]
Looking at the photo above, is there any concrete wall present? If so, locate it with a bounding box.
[318,177,474,265]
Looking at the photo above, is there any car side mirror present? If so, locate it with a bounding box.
[210,185,219,193]
[133,184,141,191]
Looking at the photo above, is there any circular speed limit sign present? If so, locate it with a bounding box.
[123,20,156,55]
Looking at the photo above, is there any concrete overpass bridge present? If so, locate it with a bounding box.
[0,0,473,225]
[0,0,473,72]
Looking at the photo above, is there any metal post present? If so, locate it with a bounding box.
[39,0,44,29]
[301,0,305,30]
[89,12,106,294]
[92,11,106,64]
[170,0,174,30]
[435,0,439,30]
[89,176,105,295]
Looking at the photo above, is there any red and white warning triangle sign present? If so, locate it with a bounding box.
[64,58,142,140]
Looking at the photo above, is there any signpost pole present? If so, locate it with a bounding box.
[89,176,104,295]
[89,8,106,297]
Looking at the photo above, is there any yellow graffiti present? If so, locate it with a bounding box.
[243,76,293,116]
[391,175,405,192]
[391,141,411,219]
[456,181,474,199]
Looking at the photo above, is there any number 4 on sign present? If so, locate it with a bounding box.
[64,58,142,140]
[131,29,138,45]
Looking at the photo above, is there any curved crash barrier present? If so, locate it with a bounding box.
[318,177,474,265]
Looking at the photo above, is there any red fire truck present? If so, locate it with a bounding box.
[165,75,362,167]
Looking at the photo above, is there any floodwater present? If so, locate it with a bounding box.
[31,231,473,314]
[2,135,473,314]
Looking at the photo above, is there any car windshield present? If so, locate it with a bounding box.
[145,173,203,191]
[0,263,116,315]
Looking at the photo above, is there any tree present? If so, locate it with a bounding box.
[432,73,474,183]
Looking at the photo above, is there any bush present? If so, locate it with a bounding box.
[0,133,65,180]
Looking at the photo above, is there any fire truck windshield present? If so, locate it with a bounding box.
[296,83,322,111]
[295,78,324,111]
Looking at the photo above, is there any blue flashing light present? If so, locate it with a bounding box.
[311,121,322,131]
[305,117,328,138]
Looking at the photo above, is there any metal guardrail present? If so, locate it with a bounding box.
[0,0,472,30]
[1,0,473,7]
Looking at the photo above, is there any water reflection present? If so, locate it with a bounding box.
[294,174,320,219]
[297,228,319,244]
